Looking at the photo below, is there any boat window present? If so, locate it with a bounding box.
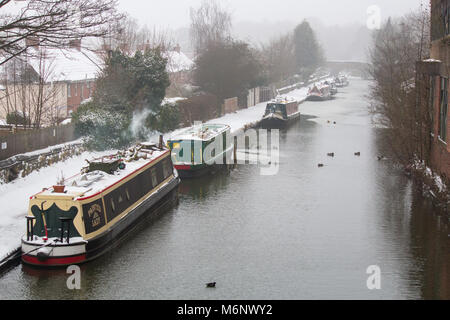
[162,159,172,179]
[151,168,158,187]
[125,188,130,201]
[111,198,115,212]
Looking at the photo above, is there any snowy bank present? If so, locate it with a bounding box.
[0,76,333,260]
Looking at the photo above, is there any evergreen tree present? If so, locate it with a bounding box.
[194,40,264,114]
[73,49,171,150]
[293,21,324,78]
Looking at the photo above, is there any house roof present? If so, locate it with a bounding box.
[165,51,194,73]
[27,48,103,82]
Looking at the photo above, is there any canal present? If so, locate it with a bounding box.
[0,79,448,300]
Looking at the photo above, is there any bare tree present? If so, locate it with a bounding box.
[0,0,123,66]
[97,15,174,58]
[0,50,64,128]
[369,7,431,167]
[190,0,232,55]
[260,33,296,84]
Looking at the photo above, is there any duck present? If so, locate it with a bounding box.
[206,282,216,288]
[318,163,324,168]
[327,153,335,157]
[354,152,361,156]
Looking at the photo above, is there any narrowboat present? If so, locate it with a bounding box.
[324,80,338,96]
[334,75,349,88]
[260,98,300,129]
[306,83,332,101]
[21,142,180,267]
[167,124,233,179]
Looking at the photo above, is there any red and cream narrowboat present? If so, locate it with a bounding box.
[21,143,180,267]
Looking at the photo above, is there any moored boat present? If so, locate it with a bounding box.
[334,74,349,88]
[167,124,233,179]
[260,98,300,129]
[21,142,180,267]
[306,83,332,101]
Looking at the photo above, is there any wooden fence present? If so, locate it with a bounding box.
[0,124,76,161]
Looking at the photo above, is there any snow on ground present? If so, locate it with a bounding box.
[0,76,335,260]
[1,138,84,161]
[0,150,110,258]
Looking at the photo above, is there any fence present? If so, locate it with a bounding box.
[0,124,76,161]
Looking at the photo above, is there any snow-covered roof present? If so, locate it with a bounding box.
[165,51,194,73]
[27,48,103,82]
[162,97,187,106]
[422,59,442,63]
[169,123,230,142]
[33,148,168,200]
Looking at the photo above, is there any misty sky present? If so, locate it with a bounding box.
[118,0,425,29]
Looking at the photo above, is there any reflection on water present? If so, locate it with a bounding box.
[0,79,448,300]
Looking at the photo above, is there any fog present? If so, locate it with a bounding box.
[118,0,426,61]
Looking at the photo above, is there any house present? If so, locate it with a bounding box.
[0,41,102,126]
[164,45,195,97]
[416,0,450,179]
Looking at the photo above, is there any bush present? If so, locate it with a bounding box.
[72,101,132,150]
[6,111,29,126]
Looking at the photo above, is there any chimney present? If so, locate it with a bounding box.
[26,37,40,50]
[69,39,82,51]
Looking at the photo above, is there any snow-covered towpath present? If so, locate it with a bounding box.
[0,77,331,259]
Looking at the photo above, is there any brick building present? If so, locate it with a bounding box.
[0,44,101,125]
[416,0,450,179]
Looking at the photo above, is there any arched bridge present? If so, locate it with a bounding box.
[325,61,371,79]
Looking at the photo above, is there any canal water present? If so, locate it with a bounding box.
[0,79,448,300]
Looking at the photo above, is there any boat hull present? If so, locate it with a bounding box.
[260,113,300,129]
[21,175,180,268]
[306,94,331,102]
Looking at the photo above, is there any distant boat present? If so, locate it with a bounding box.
[260,98,300,129]
[306,83,332,101]
[167,124,233,179]
[334,75,349,88]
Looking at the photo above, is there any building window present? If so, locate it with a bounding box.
[68,85,71,98]
[439,77,448,143]
[429,77,436,135]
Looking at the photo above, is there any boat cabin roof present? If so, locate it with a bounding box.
[168,123,230,142]
[267,97,298,106]
[32,147,169,201]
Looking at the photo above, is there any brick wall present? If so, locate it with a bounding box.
[67,80,96,114]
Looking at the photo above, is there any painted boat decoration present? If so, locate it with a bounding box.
[167,124,233,179]
[260,98,300,129]
[21,143,180,267]
[306,83,332,101]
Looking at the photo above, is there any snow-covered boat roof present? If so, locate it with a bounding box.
[32,147,169,201]
[268,97,298,105]
[169,124,230,142]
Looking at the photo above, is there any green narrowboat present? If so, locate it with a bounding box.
[167,124,233,179]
